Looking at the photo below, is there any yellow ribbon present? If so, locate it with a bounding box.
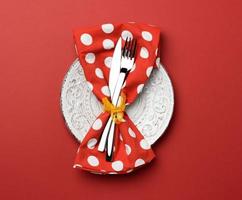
[102,93,126,124]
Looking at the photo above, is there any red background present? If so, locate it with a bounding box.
[0,0,242,199]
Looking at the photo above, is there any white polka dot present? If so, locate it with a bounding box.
[109,172,118,174]
[80,33,93,46]
[112,161,124,171]
[135,158,145,167]
[85,53,95,64]
[156,57,160,67]
[137,84,144,94]
[101,86,110,96]
[121,30,133,40]
[128,128,136,138]
[86,81,93,91]
[126,169,133,173]
[104,57,112,68]
[101,23,114,34]
[92,118,102,130]
[130,64,136,72]
[87,156,99,167]
[103,39,114,50]
[140,139,150,150]
[87,138,97,149]
[95,68,104,79]
[73,164,82,168]
[125,144,131,155]
[140,47,149,59]
[146,66,153,77]
[119,133,123,141]
[155,48,158,56]
[142,31,153,41]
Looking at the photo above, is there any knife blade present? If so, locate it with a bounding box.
[109,37,122,97]
[98,37,122,152]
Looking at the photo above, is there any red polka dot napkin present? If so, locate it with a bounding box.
[73,23,161,174]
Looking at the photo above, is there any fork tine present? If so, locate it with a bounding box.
[122,37,128,57]
[122,37,136,59]
[128,39,134,59]
[131,39,137,59]
[126,37,131,58]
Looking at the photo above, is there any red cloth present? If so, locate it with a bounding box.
[73,23,160,174]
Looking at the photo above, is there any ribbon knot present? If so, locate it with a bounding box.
[102,93,126,124]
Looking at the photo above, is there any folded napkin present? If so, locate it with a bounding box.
[73,23,160,174]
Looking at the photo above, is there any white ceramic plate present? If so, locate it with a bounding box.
[61,59,174,145]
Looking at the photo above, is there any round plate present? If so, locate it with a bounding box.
[61,59,174,145]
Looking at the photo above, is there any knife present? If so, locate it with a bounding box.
[106,38,136,161]
[109,37,122,98]
[98,37,122,152]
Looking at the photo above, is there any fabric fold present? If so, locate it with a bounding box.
[73,22,161,174]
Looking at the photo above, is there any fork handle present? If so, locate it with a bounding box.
[98,71,126,153]
[106,121,115,161]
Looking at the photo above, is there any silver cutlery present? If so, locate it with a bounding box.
[105,38,137,161]
[98,37,122,152]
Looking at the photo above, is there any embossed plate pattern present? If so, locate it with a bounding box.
[61,59,174,145]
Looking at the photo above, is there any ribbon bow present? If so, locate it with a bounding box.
[102,93,126,124]
[73,22,160,174]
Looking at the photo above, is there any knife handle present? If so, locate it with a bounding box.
[106,72,126,159]
[98,72,126,154]
[98,117,112,152]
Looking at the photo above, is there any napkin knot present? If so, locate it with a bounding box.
[102,93,126,124]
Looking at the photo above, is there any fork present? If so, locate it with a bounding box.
[98,37,137,161]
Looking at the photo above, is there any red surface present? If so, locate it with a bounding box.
[0,0,242,199]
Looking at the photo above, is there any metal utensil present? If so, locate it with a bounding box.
[98,37,122,152]
[106,38,137,161]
